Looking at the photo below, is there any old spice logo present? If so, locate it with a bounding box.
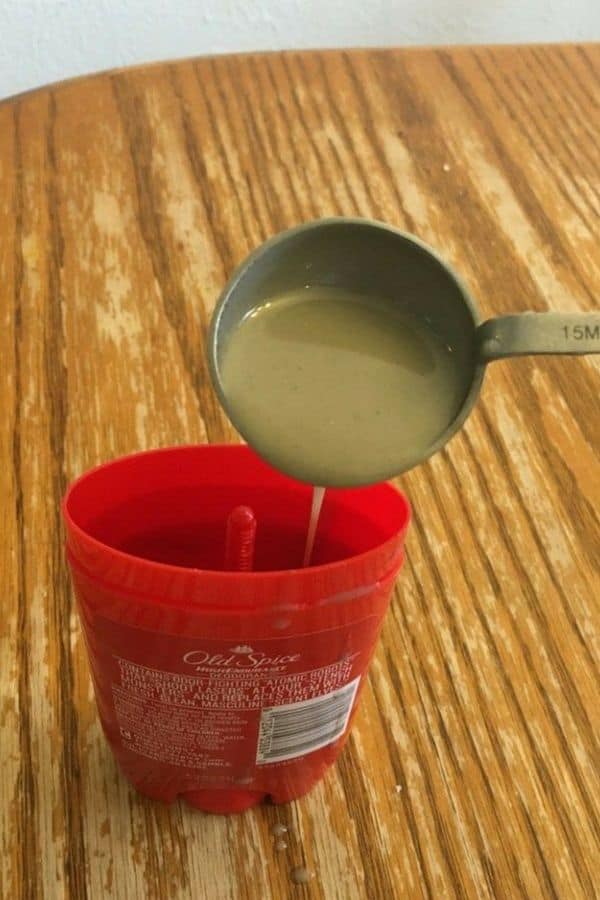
[182,647,301,672]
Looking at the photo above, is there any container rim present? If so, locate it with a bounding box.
[62,444,411,585]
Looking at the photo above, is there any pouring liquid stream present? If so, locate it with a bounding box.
[303,486,325,567]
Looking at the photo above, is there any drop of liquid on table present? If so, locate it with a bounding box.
[290,866,313,885]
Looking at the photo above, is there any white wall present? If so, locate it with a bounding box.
[1,0,599,99]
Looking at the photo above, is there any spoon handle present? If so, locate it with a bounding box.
[477,312,600,362]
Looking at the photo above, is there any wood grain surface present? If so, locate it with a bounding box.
[1,44,599,900]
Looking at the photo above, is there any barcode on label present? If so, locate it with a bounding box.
[256,676,360,764]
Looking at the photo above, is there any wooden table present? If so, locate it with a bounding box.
[1,44,599,900]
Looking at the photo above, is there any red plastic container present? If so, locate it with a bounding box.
[63,445,410,814]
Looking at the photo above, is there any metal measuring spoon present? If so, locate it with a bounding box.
[209,218,599,486]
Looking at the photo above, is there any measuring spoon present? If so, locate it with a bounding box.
[209,218,599,486]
